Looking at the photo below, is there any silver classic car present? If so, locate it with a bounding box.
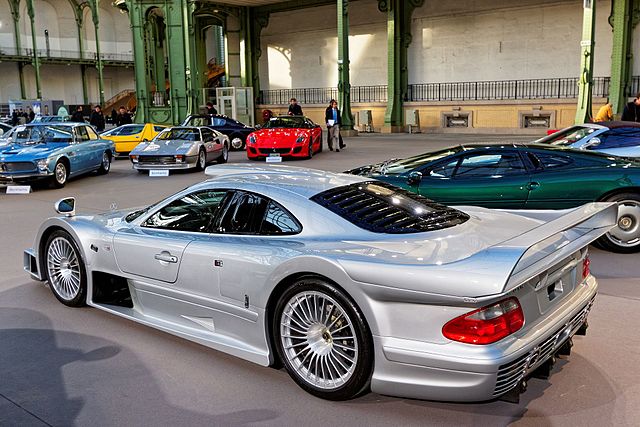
[129,126,229,172]
[24,165,616,402]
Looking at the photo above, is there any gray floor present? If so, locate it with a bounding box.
[1,133,638,427]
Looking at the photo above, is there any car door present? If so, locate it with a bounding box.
[418,149,532,208]
[200,128,218,160]
[523,150,606,209]
[84,126,104,167]
[71,126,94,173]
[113,189,229,284]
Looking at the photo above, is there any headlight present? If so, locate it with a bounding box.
[296,135,306,143]
[249,135,256,144]
[36,159,49,171]
[130,155,138,163]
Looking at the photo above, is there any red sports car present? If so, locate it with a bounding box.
[246,116,323,160]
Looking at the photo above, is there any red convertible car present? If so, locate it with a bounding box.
[246,116,323,160]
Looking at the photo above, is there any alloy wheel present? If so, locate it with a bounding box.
[46,236,82,301]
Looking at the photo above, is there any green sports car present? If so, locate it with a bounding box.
[347,143,640,253]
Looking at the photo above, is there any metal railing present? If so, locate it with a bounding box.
[259,77,636,105]
[0,47,133,62]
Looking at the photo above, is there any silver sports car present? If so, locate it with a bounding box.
[129,126,229,171]
[24,165,617,402]
[536,121,640,157]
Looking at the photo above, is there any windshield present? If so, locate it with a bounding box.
[155,128,200,141]
[103,125,145,136]
[263,117,306,129]
[536,126,597,146]
[382,147,462,175]
[11,125,74,144]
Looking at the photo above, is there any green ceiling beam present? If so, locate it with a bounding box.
[609,0,638,117]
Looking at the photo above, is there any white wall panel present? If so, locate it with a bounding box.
[0,64,22,100]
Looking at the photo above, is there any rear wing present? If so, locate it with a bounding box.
[496,202,618,293]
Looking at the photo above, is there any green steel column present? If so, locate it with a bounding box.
[127,0,148,123]
[26,0,42,99]
[247,10,269,101]
[337,0,354,131]
[609,0,634,116]
[90,0,105,106]
[9,1,26,98]
[182,0,197,117]
[575,0,597,124]
[76,10,89,104]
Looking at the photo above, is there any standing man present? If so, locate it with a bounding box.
[594,99,613,122]
[28,108,35,123]
[325,99,341,152]
[116,106,132,126]
[621,93,640,122]
[90,105,106,132]
[71,106,84,123]
[206,102,217,115]
[288,98,303,116]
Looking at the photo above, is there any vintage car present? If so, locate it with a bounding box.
[347,144,640,253]
[182,114,254,150]
[24,164,616,402]
[536,121,640,157]
[0,122,114,188]
[129,126,229,172]
[0,122,12,137]
[246,116,323,160]
[100,123,167,156]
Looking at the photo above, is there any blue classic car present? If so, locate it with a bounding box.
[536,121,640,157]
[0,123,115,188]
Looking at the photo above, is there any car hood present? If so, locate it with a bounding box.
[131,140,196,155]
[0,142,62,158]
[254,129,306,145]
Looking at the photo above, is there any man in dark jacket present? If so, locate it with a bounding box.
[71,106,84,123]
[621,93,640,122]
[90,105,106,132]
[116,106,132,126]
[206,102,217,115]
[288,98,303,116]
[325,99,341,152]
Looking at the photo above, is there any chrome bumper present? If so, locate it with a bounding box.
[370,276,598,402]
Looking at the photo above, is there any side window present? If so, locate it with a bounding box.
[454,153,526,178]
[531,152,573,169]
[75,126,90,142]
[217,192,301,235]
[86,127,99,140]
[142,190,228,232]
[201,128,214,142]
[427,158,459,178]
[153,126,166,132]
[212,118,226,127]
[597,128,640,149]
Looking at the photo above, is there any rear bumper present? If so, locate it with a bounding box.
[371,276,598,402]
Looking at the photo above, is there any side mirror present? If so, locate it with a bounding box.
[55,197,76,217]
[255,124,262,130]
[585,137,601,148]
[407,171,423,185]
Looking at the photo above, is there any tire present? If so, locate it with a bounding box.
[218,144,229,164]
[195,148,207,171]
[51,160,68,188]
[273,277,373,401]
[44,230,87,307]
[230,135,245,150]
[306,139,314,159]
[595,192,640,253]
[97,151,111,175]
[317,133,323,153]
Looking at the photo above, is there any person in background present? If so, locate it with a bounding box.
[594,99,613,122]
[621,93,640,122]
[28,108,35,123]
[206,102,217,115]
[288,98,303,116]
[70,106,84,123]
[116,106,132,126]
[11,110,19,126]
[90,105,105,132]
[325,99,341,152]
[110,108,117,125]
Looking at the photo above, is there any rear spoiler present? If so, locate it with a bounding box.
[494,202,618,293]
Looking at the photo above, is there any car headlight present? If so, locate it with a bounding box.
[130,155,138,163]
[36,159,49,172]
[249,135,256,144]
[296,135,306,143]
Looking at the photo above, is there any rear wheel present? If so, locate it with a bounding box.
[230,135,245,150]
[51,160,68,188]
[596,192,640,253]
[273,277,373,401]
[195,148,207,171]
[44,230,87,307]
[97,151,111,175]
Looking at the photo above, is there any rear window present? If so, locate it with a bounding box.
[311,181,469,234]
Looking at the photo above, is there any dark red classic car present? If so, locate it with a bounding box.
[246,116,323,160]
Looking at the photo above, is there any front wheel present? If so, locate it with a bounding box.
[44,230,87,307]
[596,192,640,253]
[273,277,373,401]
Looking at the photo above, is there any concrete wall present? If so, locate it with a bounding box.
[0,64,22,101]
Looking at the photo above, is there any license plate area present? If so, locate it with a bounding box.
[534,254,581,314]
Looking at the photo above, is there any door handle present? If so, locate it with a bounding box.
[527,181,540,190]
[154,252,178,263]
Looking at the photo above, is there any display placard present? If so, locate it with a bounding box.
[6,185,31,194]
[266,156,283,163]
[149,170,170,177]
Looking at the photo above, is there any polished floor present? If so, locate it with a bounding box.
[1,133,638,426]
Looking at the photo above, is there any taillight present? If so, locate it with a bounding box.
[442,298,524,345]
[582,255,590,280]
[175,155,184,161]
